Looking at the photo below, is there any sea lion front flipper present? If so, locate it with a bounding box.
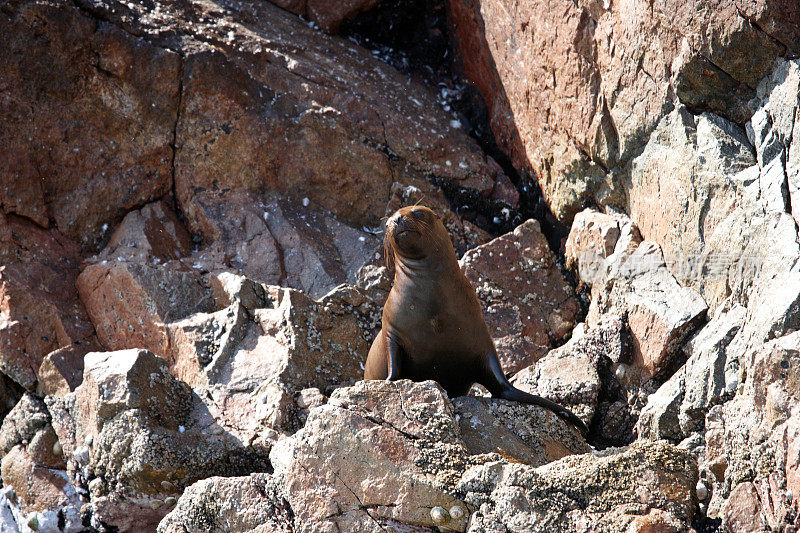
[480,349,589,438]
[385,333,404,381]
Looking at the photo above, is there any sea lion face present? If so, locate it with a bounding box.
[385,205,443,261]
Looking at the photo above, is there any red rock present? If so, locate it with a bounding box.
[446,0,799,221]
[0,217,94,390]
[0,2,178,247]
[76,260,214,359]
[722,482,766,533]
[460,219,580,374]
[36,339,99,397]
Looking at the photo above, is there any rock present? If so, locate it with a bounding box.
[36,340,98,398]
[722,482,766,533]
[270,380,473,531]
[0,446,82,529]
[157,473,292,533]
[0,394,50,456]
[453,396,589,466]
[77,259,215,358]
[271,379,589,531]
[170,283,379,441]
[446,0,798,221]
[0,217,94,390]
[637,371,686,442]
[458,441,697,532]
[637,302,746,442]
[750,59,800,224]
[46,349,272,531]
[678,303,746,435]
[627,107,755,284]
[0,1,178,247]
[565,208,644,288]
[0,395,81,532]
[98,200,195,263]
[3,0,513,248]
[588,241,708,384]
[460,219,580,374]
[511,324,602,426]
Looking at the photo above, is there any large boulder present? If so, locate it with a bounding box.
[0,217,95,391]
[46,349,272,531]
[170,283,379,441]
[157,473,293,533]
[1,0,515,251]
[446,0,799,221]
[458,441,698,533]
[270,379,587,532]
[460,219,580,374]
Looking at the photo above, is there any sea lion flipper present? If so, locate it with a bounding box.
[480,349,589,438]
[385,333,403,381]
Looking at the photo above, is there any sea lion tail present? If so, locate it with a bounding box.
[481,350,590,438]
[497,387,590,438]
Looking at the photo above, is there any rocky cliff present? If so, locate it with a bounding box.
[1,0,799,531]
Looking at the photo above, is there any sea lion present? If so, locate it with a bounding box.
[364,205,589,437]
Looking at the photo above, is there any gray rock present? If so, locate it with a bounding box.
[589,241,708,385]
[637,302,746,442]
[511,321,607,425]
[679,303,746,435]
[157,473,292,533]
[0,394,49,456]
[453,396,590,466]
[458,441,697,533]
[46,349,272,531]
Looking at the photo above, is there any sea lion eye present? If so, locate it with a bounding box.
[410,210,427,220]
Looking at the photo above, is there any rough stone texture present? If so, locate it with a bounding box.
[270,380,474,532]
[511,324,602,426]
[460,219,580,374]
[157,473,293,533]
[170,283,379,441]
[627,106,755,297]
[36,339,98,397]
[447,0,799,221]
[721,482,767,532]
[588,241,708,384]
[637,302,746,442]
[0,395,81,532]
[458,441,698,532]
[0,0,177,247]
[46,349,272,531]
[77,258,216,358]
[565,208,644,288]
[1,446,82,530]
[0,393,51,456]
[0,217,95,390]
[191,191,383,299]
[453,396,589,466]
[700,331,800,528]
[2,0,514,252]
[748,59,800,224]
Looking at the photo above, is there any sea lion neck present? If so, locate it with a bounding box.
[392,249,459,281]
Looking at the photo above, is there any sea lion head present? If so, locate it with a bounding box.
[384,206,455,276]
